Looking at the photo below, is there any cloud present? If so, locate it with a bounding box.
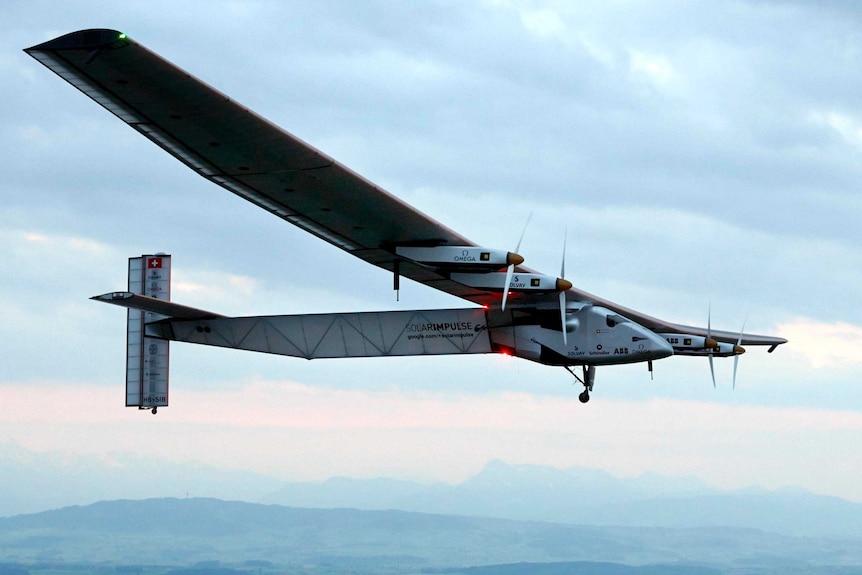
[777,319,862,369]
[173,271,258,301]
[808,109,862,147]
[628,50,678,92]
[519,8,567,41]
[2,381,862,499]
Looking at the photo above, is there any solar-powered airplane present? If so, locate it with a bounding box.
[26,29,787,413]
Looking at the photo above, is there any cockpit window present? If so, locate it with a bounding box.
[606,314,628,328]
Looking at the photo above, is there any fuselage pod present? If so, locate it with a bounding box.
[492,306,674,366]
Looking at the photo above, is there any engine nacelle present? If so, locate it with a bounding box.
[451,272,572,293]
[396,246,523,269]
[668,333,745,357]
[662,333,718,353]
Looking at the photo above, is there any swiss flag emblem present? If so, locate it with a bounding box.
[147,257,163,269]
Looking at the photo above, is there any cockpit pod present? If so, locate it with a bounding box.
[505,305,674,366]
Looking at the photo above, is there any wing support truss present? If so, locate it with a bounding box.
[151,308,493,359]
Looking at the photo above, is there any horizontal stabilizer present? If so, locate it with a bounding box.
[91,292,224,320]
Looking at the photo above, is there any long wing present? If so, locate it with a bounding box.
[25,29,486,301]
[26,29,786,348]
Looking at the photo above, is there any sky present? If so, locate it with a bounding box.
[2,0,862,511]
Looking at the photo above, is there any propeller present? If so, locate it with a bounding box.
[707,304,716,389]
[559,230,568,346]
[502,213,531,311]
[732,316,748,390]
[706,307,747,389]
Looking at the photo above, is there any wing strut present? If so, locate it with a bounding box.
[393,259,401,301]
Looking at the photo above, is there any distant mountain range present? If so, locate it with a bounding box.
[2,440,861,543]
[1,497,860,574]
[0,440,283,515]
[261,459,862,539]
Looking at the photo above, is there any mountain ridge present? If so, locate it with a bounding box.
[261,459,862,538]
[1,497,860,573]
[2,442,860,541]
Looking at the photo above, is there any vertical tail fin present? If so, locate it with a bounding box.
[126,254,170,414]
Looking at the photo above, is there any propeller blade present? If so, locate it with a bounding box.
[707,304,716,388]
[732,317,747,390]
[709,356,716,388]
[502,213,532,311]
[502,265,514,311]
[515,212,532,254]
[560,228,567,279]
[559,230,568,346]
[707,303,712,339]
[559,291,567,346]
[732,351,745,391]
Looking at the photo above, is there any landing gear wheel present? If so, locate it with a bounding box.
[151,406,158,415]
[565,365,597,405]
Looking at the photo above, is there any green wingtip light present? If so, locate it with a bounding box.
[118,33,127,40]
